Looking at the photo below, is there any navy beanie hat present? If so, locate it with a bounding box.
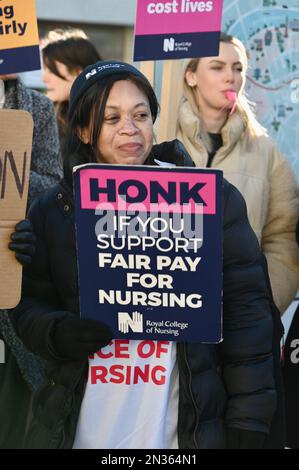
[69,60,153,116]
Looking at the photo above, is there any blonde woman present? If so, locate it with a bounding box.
[177,32,299,314]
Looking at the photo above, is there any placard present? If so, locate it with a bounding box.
[74,164,223,343]
[0,0,40,74]
[134,0,223,61]
[0,109,33,308]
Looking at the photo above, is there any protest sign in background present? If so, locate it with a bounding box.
[0,109,33,308]
[134,0,224,61]
[74,164,223,343]
[0,0,40,74]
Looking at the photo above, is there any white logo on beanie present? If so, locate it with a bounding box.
[85,63,125,81]
[85,69,97,80]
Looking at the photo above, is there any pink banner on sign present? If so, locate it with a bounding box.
[135,0,223,35]
[79,168,217,214]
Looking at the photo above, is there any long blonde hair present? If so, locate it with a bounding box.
[183,32,267,138]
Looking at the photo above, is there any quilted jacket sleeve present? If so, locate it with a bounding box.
[222,181,276,434]
[261,147,299,314]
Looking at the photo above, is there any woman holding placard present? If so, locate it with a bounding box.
[12,60,276,449]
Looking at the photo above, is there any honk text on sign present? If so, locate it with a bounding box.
[134,0,224,61]
[0,0,40,74]
[74,164,223,343]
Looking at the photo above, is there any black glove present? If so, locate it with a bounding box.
[50,315,113,360]
[151,139,195,167]
[226,428,266,449]
[8,219,36,265]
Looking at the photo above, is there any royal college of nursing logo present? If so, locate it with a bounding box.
[163,37,192,53]
[118,311,144,334]
[163,37,175,52]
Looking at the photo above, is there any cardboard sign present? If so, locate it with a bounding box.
[0,109,33,308]
[0,0,41,74]
[74,164,223,343]
[134,0,223,61]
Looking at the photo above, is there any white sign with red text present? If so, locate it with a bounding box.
[73,339,179,449]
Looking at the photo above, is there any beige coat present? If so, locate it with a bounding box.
[177,98,299,313]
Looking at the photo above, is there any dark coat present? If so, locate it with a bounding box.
[12,142,276,449]
[283,303,299,449]
[282,220,299,448]
[0,78,62,449]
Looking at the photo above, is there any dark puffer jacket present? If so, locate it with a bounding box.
[12,141,276,449]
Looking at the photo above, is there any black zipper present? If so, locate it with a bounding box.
[180,343,200,449]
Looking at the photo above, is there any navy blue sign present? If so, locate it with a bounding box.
[74,164,223,343]
[134,31,221,62]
